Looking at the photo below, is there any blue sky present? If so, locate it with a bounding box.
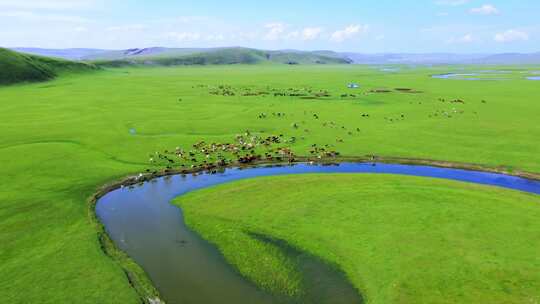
[1,0,539,52]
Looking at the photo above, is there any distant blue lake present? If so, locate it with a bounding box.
[432,72,508,81]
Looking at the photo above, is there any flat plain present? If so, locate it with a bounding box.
[1,64,539,303]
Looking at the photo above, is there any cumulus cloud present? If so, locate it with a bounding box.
[263,22,287,40]
[470,4,499,15]
[0,0,96,10]
[0,10,89,23]
[107,24,147,32]
[164,32,202,42]
[301,27,323,41]
[330,24,368,42]
[0,0,96,25]
[263,24,323,41]
[206,34,226,41]
[447,33,475,44]
[494,30,529,43]
[435,0,470,6]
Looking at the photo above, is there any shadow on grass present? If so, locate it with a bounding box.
[248,232,364,304]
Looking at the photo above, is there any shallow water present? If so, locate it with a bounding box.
[96,163,540,304]
[380,68,399,72]
[432,73,477,79]
[527,76,540,80]
[431,72,508,81]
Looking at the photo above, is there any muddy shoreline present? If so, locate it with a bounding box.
[88,155,540,303]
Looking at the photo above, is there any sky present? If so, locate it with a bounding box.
[1,0,539,53]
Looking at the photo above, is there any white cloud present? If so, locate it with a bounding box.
[301,27,323,41]
[264,24,323,41]
[494,30,529,43]
[447,33,475,44]
[206,34,226,41]
[0,10,89,23]
[73,26,88,33]
[284,31,299,40]
[435,0,470,6]
[174,16,210,24]
[470,4,499,15]
[330,24,368,42]
[107,24,147,32]
[263,22,287,40]
[0,0,96,10]
[164,32,202,42]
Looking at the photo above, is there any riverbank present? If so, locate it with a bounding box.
[89,155,540,303]
[176,171,540,303]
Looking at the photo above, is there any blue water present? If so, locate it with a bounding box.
[527,76,540,80]
[380,68,399,72]
[432,73,508,81]
[96,163,539,304]
[432,73,478,79]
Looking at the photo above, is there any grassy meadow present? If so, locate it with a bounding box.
[1,64,539,303]
[176,174,540,304]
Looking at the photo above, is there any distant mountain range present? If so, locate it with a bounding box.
[10,47,540,65]
[11,47,351,66]
[11,48,106,60]
[342,52,540,65]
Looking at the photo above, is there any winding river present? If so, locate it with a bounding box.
[96,162,540,304]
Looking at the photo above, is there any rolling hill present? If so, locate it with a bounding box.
[90,47,352,67]
[13,46,540,65]
[81,47,209,61]
[12,47,107,60]
[0,48,97,85]
[13,47,352,66]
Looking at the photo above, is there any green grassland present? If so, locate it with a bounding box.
[0,48,96,85]
[175,174,540,303]
[1,61,539,303]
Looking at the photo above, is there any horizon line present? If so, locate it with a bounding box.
[6,46,540,55]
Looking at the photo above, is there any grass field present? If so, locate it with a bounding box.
[1,64,539,303]
[0,48,96,85]
[175,174,540,303]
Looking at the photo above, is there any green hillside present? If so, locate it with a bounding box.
[0,48,97,85]
[266,50,351,64]
[92,47,351,67]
